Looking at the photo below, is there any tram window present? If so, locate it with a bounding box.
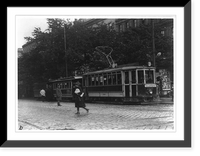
[125,71,129,84]
[67,82,70,88]
[70,82,72,88]
[91,75,95,86]
[145,70,154,83]
[117,72,122,84]
[61,83,63,89]
[88,76,91,86]
[108,74,112,85]
[95,75,99,86]
[131,70,136,83]
[99,74,103,85]
[138,70,144,83]
[83,77,87,87]
[58,83,60,88]
[104,73,107,85]
[84,76,88,86]
[112,72,117,85]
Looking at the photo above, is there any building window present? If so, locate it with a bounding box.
[134,20,140,28]
[161,30,165,36]
[107,22,114,30]
[129,20,134,27]
[144,19,150,25]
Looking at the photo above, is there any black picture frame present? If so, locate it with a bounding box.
[3,2,191,148]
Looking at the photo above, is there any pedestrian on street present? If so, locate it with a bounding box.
[171,82,174,101]
[56,85,62,106]
[40,89,46,102]
[73,81,89,114]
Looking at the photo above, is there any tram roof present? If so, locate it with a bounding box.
[48,76,82,83]
[83,65,155,75]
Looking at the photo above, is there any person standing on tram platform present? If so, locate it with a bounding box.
[73,81,89,114]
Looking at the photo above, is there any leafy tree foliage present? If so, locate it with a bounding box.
[18,18,173,87]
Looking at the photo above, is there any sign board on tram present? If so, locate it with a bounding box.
[145,84,156,87]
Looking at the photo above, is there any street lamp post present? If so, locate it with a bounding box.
[64,24,68,77]
[152,19,160,99]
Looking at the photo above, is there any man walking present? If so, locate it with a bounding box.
[73,81,89,114]
[56,85,62,106]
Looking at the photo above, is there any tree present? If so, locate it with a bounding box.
[19,18,173,90]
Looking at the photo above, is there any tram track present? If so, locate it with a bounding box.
[18,120,44,130]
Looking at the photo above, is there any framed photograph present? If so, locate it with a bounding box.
[3,2,191,148]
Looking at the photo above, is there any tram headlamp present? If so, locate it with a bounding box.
[148,88,153,95]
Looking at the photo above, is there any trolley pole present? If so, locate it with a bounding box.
[64,24,68,77]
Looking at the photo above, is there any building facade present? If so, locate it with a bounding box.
[84,19,117,31]
[84,18,173,38]
[22,40,37,53]
[17,48,23,58]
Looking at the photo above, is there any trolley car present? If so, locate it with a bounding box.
[82,64,157,104]
[38,64,157,104]
[46,76,82,101]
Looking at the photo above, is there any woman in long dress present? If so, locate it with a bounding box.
[73,82,89,114]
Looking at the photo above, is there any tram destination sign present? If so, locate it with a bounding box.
[145,84,156,87]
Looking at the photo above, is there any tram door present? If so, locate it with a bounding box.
[124,71,130,97]
[131,70,137,97]
[124,70,137,98]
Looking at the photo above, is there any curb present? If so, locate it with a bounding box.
[141,100,174,105]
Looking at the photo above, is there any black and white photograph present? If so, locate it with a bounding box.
[4,5,192,149]
[17,17,174,131]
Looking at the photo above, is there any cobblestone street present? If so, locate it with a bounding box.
[18,99,174,130]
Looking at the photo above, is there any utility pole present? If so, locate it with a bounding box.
[152,19,159,99]
[152,19,156,67]
[64,24,68,77]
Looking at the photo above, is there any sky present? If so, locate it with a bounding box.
[16,16,49,48]
[16,17,76,48]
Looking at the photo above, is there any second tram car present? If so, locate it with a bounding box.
[46,76,82,101]
[82,64,157,104]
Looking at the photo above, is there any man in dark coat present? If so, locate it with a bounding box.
[73,81,89,114]
[56,85,62,106]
